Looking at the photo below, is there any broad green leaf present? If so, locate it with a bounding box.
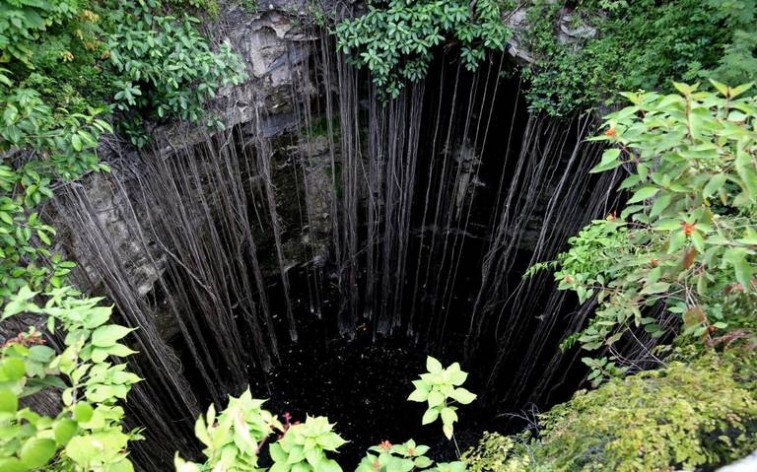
[449,388,476,404]
[440,407,457,425]
[2,357,26,381]
[53,418,78,445]
[407,388,428,402]
[703,174,727,198]
[20,438,56,469]
[72,402,94,423]
[442,422,454,440]
[421,407,439,425]
[0,389,18,413]
[91,325,134,348]
[415,456,433,468]
[427,390,444,408]
[627,185,659,204]
[426,356,442,374]
[590,148,622,173]
[0,458,26,472]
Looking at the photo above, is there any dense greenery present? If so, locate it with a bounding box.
[0,1,245,470]
[1,0,755,470]
[463,353,757,471]
[513,84,757,469]
[529,83,757,382]
[1,288,141,471]
[523,0,757,115]
[334,0,511,98]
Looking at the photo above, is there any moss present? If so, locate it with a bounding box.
[465,352,757,471]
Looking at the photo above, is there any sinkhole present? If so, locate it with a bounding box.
[57,38,626,470]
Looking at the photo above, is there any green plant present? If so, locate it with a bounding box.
[0,69,112,300]
[522,0,751,115]
[356,439,436,472]
[179,356,476,472]
[334,0,511,98]
[462,432,531,472]
[105,1,247,143]
[407,357,476,440]
[464,353,757,471]
[0,286,142,471]
[530,82,757,378]
[269,416,346,472]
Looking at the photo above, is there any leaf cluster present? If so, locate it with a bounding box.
[334,0,512,98]
[1,286,141,472]
[464,354,757,471]
[407,357,476,440]
[544,83,757,379]
[522,0,755,116]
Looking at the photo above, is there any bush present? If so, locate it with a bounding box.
[464,353,757,471]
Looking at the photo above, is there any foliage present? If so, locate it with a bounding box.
[1,2,245,470]
[0,286,141,472]
[0,69,111,300]
[269,416,346,472]
[702,0,757,87]
[523,0,755,115]
[356,439,439,472]
[473,354,757,472]
[407,356,476,440]
[529,83,757,379]
[462,433,532,472]
[334,0,511,98]
[105,0,247,141]
[178,356,475,472]
[1,0,246,147]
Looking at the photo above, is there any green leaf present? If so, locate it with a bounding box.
[408,388,428,402]
[442,423,454,440]
[627,186,659,204]
[82,307,113,329]
[414,456,433,468]
[0,458,26,472]
[449,388,476,405]
[440,407,457,425]
[71,134,83,152]
[421,407,439,425]
[426,356,442,374]
[28,345,55,363]
[270,443,287,463]
[73,402,94,423]
[591,148,623,173]
[20,438,57,469]
[91,324,134,348]
[2,357,26,381]
[730,82,754,98]
[54,418,78,445]
[649,193,672,219]
[427,390,444,408]
[703,174,727,198]
[0,389,18,413]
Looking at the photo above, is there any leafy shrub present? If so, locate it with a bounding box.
[407,356,477,440]
[334,0,511,98]
[177,357,473,472]
[464,354,757,471]
[523,0,754,115]
[0,287,141,472]
[529,82,757,380]
[0,69,111,300]
[105,1,247,126]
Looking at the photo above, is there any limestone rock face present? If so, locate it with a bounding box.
[52,3,322,337]
[504,4,596,64]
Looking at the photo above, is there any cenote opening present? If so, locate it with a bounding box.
[48,24,661,471]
